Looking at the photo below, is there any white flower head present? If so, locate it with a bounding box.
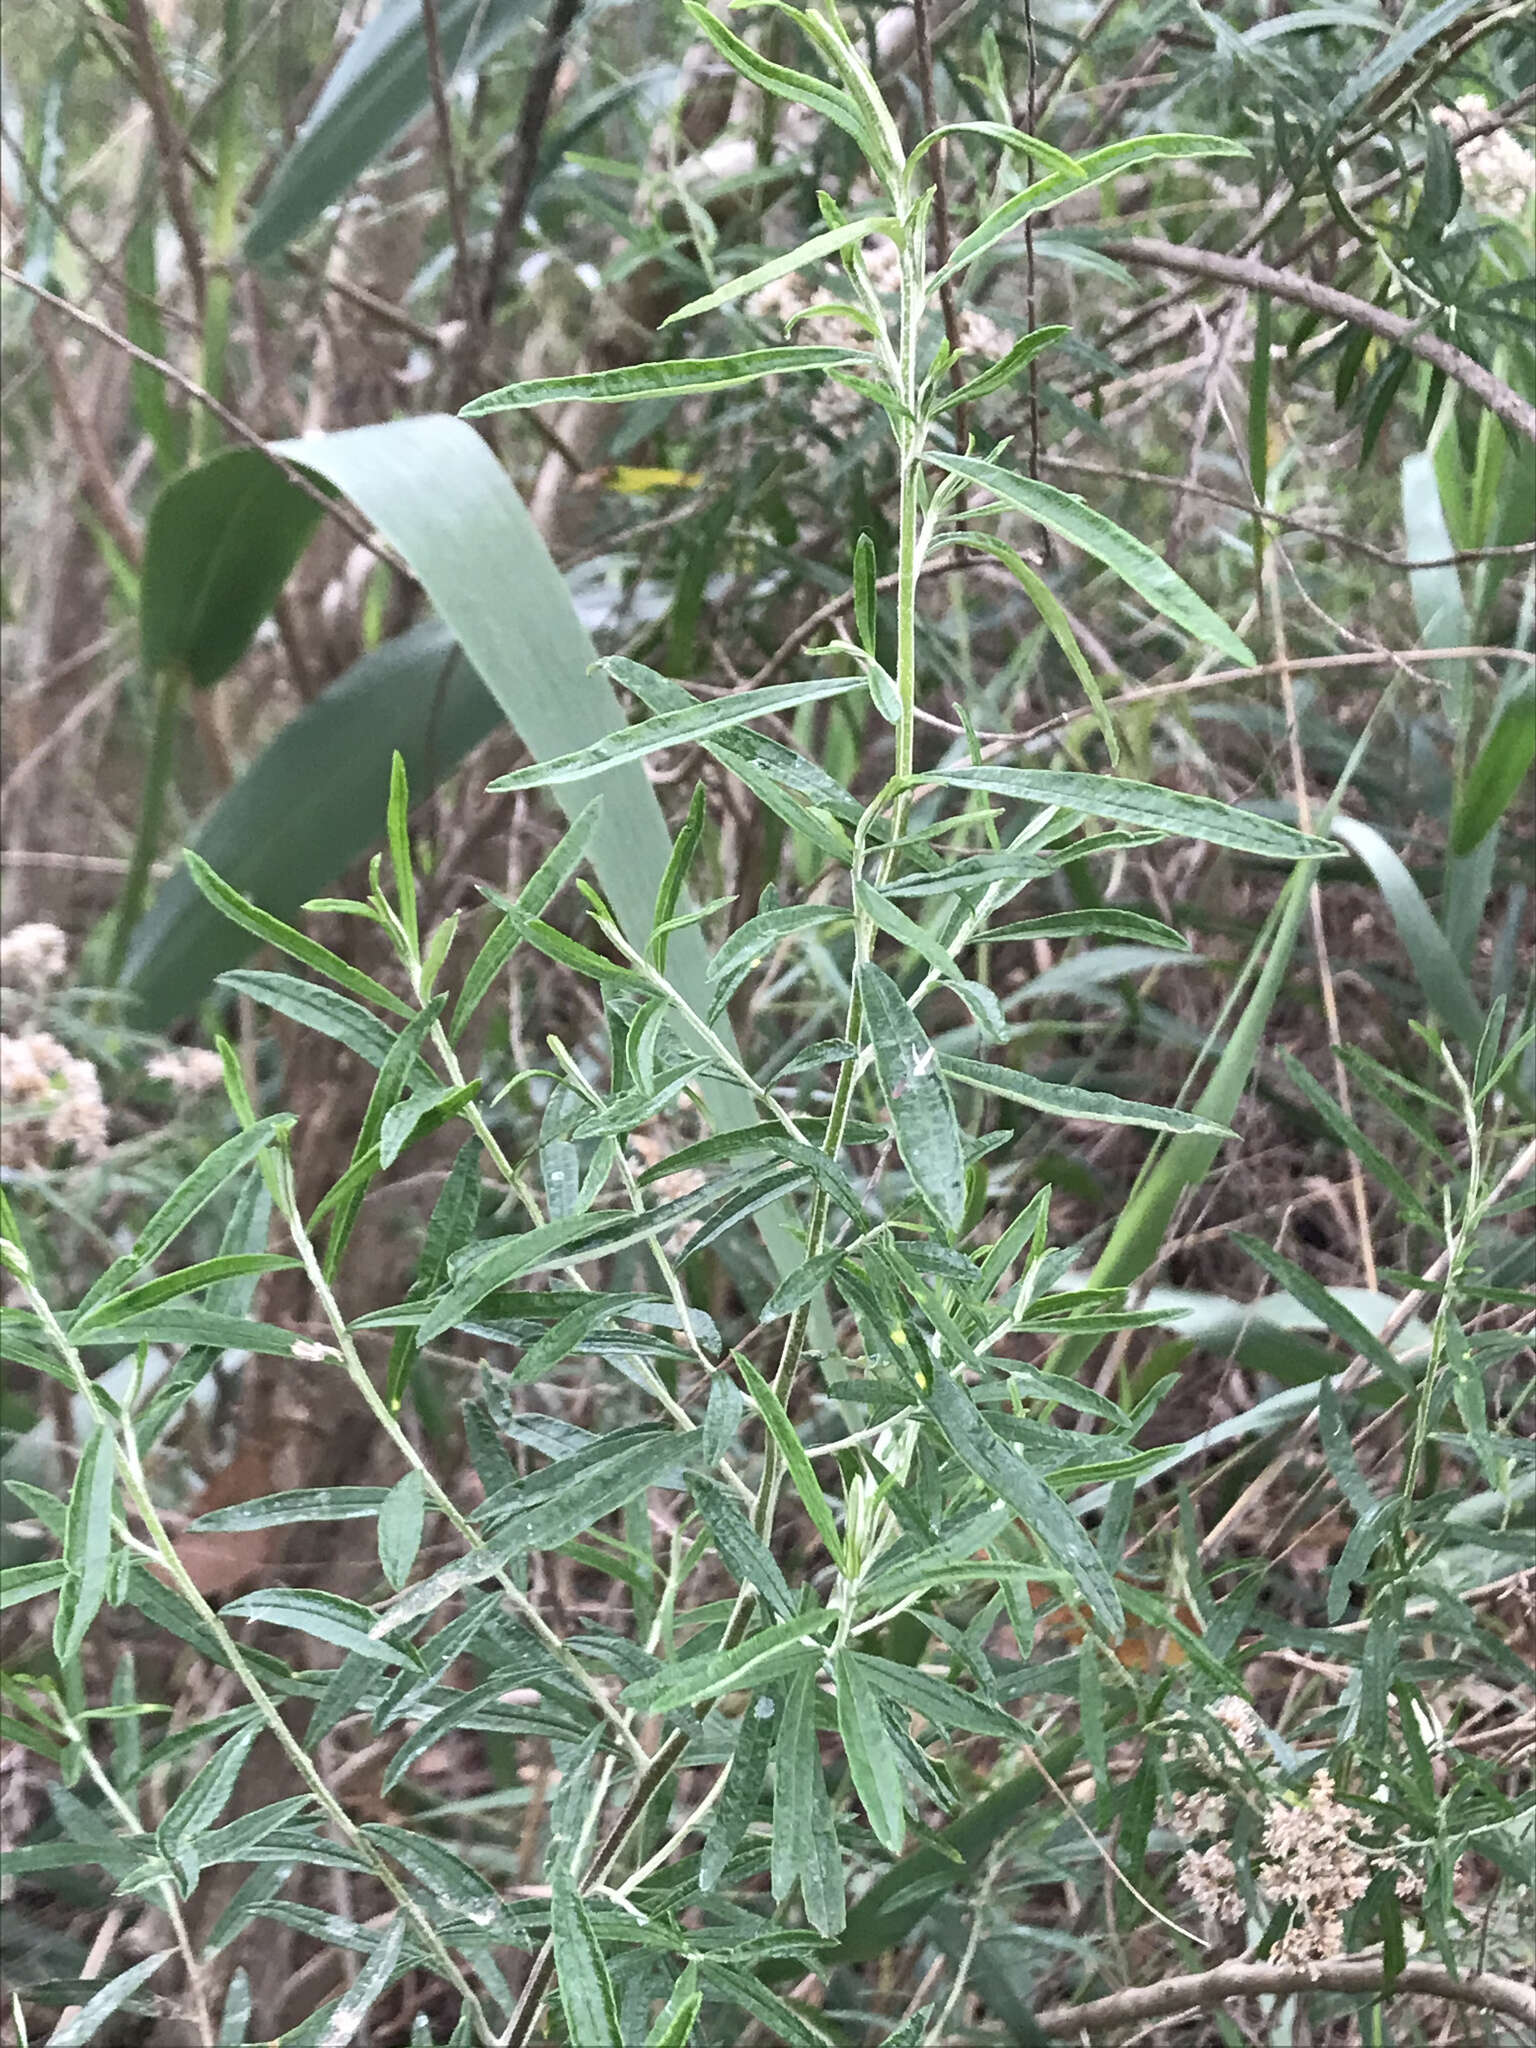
[0,923,68,993]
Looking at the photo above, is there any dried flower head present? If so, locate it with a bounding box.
[1178,1842,1245,1924]
[0,923,68,994]
[1431,96,1536,220]
[1259,1773,1373,1963]
[0,1032,109,1164]
[146,1047,227,1094]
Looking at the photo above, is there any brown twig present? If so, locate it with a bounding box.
[124,0,207,317]
[1035,0,1132,121]
[908,644,1531,749]
[476,0,582,331]
[33,316,143,570]
[910,0,968,445]
[1034,1955,1536,2038]
[1097,237,1536,443]
[418,0,476,332]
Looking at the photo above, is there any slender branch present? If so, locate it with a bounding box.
[477,0,582,330]
[419,0,476,331]
[124,0,207,317]
[1034,1955,1536,2038]
[910,0,968,444]
[1096,237,1536,443]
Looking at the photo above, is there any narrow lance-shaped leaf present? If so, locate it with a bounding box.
[486,672,866,791]
[928,763,1330,863]
[551,1868,623,2048]
[834,1648,905,1854]
[701,1694,777,1891]
[774,1665,846,1938]
[925,1367,1124,1637]
[933,453,1254,665]
[665,217,900,326]
[734,1354,847,1572]
[942,1055,1231,1137]
[856,962,969,1234]
[55,1423,118,1666]
[462,348,865,417]
[934,133,1249,289]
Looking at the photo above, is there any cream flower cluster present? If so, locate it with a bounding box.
[145,1047,227,1093]
[1431,96,1536,220]
[1168,1696,1414,1967]
[0,922,68,994]
[0,1032,109,1165]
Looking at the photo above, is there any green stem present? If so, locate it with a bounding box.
[109,662,185,981]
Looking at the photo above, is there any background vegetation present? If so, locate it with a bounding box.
[0,0,1532,2043]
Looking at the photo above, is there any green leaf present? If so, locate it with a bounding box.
[385,753,417,955]
[363,1823,503,1930]
[938,325,1070,412]
[935,134,1248,290]
[666,217,899,326]
[55,1424,117,1666]
[834,1649,905,1854]
[680,1,868,160]
[215,971,411,1068]
[1070,863,1314,1335]
[486,673,865,791]
[930,764,1326,862]
[652,783,709,974]
[1232,1234,1408,1384]
[157,1723,261,1868]
[933,454,1253,665]
[734,1355,847,1572]
[75,1116,295,1323]
[942,1055,1230,1136]
[317,1914,405,2048]
[925,1369,1123,1637]
[645,1962,701,2048]
[139,450,326,689]
[854,533,878,656]
[856,962,968,1233]
[701,1695,778,1892]
[44,1952,173,2048]
[855,881,1004,1041]
[707,903,851,1016]
[551,1869,623,2048]
[621,1611,830,1716]
[462,348,864,417]
[452,799,601,1040]
[68,1254,299,1335]
[221,1588,418,1667]
[1,1559,70,1611]
[244,0,540,262]
[774,1665,844,1938]
[691,1473,795,1620]
[377,1471,425,1591]
[981,907,1187,948]
[947,529,1118,761]
[1452,677,1535,855]
[857,1652,1020,1741]
[189,1488,390,1534]
[696,1963,835,2048]
[1332,817,1484,1048]
[186,854,413,1016]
